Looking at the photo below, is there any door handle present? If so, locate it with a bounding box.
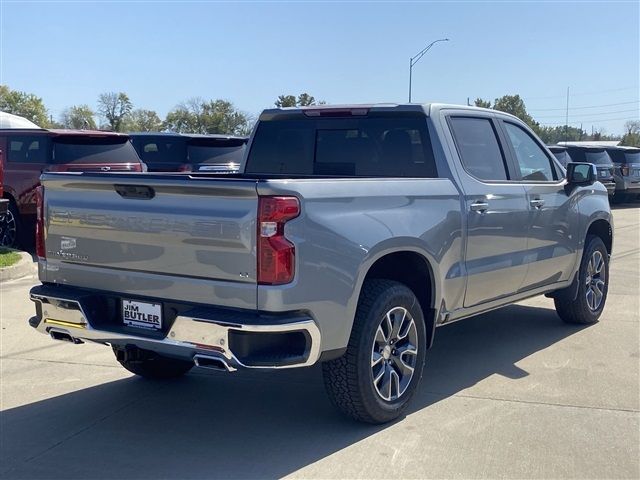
[530,198,545,209]
[470,201,489,213]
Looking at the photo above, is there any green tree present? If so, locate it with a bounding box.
[620,120,640,147]
[492,94,539,131]
[536,125,586,144]
[165,98,252,135]
[297,93,316,106]
[0,85,49,127]
[123,109,163,132]
[275,95,297,107]
[97,92,133,131]
[275,92,324,107]
[474,98,492,108]
[60,104,97,129]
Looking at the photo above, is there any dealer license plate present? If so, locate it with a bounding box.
[122,299,162,330]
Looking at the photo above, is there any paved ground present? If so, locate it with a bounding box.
[1,204,638,479]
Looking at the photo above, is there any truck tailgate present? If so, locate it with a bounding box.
[40,173,258,309]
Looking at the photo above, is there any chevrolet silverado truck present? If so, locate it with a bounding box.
[29,104,613,424]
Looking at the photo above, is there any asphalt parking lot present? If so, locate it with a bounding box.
[1,204,638,480]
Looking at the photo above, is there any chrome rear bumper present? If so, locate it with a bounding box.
[29,285,321,371]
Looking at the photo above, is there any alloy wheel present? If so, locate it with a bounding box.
[0,208,17,248]
[371,306,418,402]
[585,250,606,312]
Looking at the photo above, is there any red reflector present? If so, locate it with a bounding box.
[257,196,300,285]
[35,185,45,259]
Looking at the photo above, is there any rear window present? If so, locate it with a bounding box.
[188,139,246,165]
[245,115,437,177]
[584,150,612,165]
[52,137,140,164]
[624,151,640,163]
[133,137,187,164]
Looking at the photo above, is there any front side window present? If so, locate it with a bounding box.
[449,117,508,181]
[8,136,49,163]
[504,123,555,181]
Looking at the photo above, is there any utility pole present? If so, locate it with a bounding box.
[564,86,569,142]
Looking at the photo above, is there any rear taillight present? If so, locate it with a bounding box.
[178,164,193,173]
[132,162,144,172]
[257,196,300,285]
[35,185,45,259]
[621,165,630,176]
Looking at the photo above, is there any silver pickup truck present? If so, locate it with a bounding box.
[29,104,613,423]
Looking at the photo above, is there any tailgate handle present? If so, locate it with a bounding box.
[114,184,155,200]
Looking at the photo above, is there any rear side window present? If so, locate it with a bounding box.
[246,115,437,177]
[52,137,140,164]
[8,136,49,163]
[503,122,556,181]
[551,150,571,167]
[449,117,508,181]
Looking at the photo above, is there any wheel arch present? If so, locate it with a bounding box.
[358,248,439,348]
[586,218,613,255]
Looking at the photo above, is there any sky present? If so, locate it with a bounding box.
[1,0,638,135]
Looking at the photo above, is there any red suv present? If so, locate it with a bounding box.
[0,129,144,247]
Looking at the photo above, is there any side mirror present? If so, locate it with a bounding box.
[566,162,596,186]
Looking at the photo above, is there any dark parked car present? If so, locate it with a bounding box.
[548,145,572,168]
[565,146,616,197]
[605,146,640,201]
[130,133,248,173]
[0,129,144,247]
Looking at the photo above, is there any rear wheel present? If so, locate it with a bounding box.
[322,280,427,424]
[113,346,193,379]
[0,202,20,248]
[554,235,609,324]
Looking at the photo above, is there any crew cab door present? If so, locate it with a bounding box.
[499,120,577,290]
[445,114,529,307]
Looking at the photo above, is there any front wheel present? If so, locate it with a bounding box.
[554,235,609,324]
[322,280,427,424]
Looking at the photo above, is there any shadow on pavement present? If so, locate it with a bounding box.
[0,304,589,479]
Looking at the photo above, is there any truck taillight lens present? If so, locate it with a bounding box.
[178,164,193,173]
[621,165,630,176]
[257,196,300,285]
[35,185,45,259]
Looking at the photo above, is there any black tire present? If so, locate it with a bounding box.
[0,201,21,249]
[322,279,427,424]
[554,235,609,324]
[113,347,193,379]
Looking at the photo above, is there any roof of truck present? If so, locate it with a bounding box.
[260,103,518,121]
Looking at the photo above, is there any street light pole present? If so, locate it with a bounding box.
[408,38,449,102]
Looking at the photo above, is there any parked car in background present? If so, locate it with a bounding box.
[605,146,640,201]
[565,145,616,198]
[29,104,613,424]
[130,132,248,173]
[0,129,144,247]
[548,145,571,168]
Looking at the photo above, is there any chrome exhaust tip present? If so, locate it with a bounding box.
[49,329,83,344]
[193,354,235,372]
